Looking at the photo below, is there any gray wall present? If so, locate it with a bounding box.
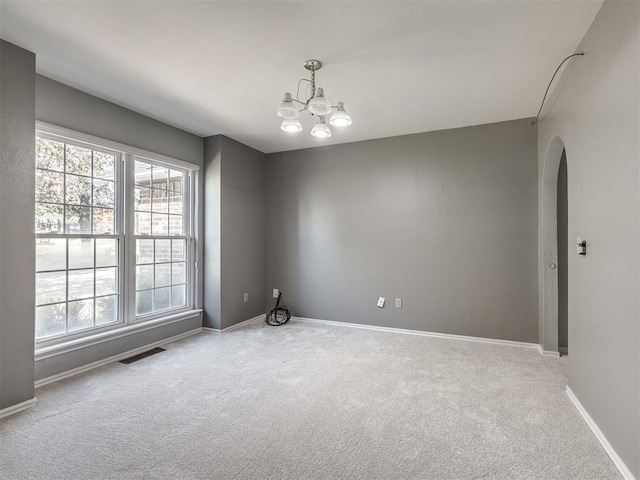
[0,41,36,410]
[203,136,222,329]
[34,75,205,381]
[557,152,568,350]
[204,135,266,330]
[266,119,538,342]
[537,0,639,475]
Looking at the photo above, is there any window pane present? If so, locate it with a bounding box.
[172,239,185,261]
[68,238,94,269]
[68,269,94,300]
[65,206,91,233]
[35,204,63,234]
[169,170,183,193]
[36,138,64,172]
[135,161,152,187]
[66,174,92,205]
[93,151,115,180]
[93,208,114,234]
[154,287,171,311]
[36,271,66,305]
[172,262,185,284]
[96,239,117,267]
[135,186,151,211]
[135,212,152,235]
[152,214,168,235]
[66,144,92,176]
[68,299,94,332]
[96,295,117,325]
[155,263,171,288]
[136,290,153,315]
[96,267,117,296]
[151,189,168,213]
[36,238,67,271]
[169,215,183,235]
[152,165,168,187]
[36,170,64,204]
[93,179,115,208]
[155,239,171,263]
[36,304,66,339]
[136,265,154,290]
[169,193,182,214]
[136,239,154,265]
[171,285,186,308]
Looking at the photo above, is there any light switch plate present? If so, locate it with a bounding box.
[273,288,279,298]
[243,292,249,303]
[395,298,402,308]
[377,297,385,308]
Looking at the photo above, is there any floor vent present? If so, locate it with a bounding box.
[119,347,166,364]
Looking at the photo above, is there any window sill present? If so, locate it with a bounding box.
[35,309,203,361]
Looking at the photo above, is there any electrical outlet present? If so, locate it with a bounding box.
[243,292,249,303]
[377,297,385,308]
[273,288,279,298]
[395,298,402,308]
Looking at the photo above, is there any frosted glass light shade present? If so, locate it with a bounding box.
[280,118,302,133]
[329,102,352,127]
[307,87,332,115]
[276,92,299,119]
[310,118,332,138]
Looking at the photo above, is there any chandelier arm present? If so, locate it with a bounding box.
[296,78,311,104]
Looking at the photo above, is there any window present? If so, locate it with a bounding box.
[35,127,196,344]
[133,159,189,315]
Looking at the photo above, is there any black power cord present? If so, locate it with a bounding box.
[266,292,291,326]
[532,52,584,125]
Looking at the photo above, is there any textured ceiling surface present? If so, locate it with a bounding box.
[0,1,603,153]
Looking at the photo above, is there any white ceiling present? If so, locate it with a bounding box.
[0,1,602,154]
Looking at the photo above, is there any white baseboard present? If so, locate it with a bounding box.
[292,316,541,351]
[566,387,635,480]
[536,345,561,357]
[0,397,37,420]
[202,314,266,334]
[35,328,202,388]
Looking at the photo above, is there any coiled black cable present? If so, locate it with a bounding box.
[266,292,291,326]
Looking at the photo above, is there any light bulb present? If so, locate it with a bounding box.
[329,102,352,127]
[280,118,302,133]
[310,118,332,138]
[276,92,299,119]
[307,87,333,116]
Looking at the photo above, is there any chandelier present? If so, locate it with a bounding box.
[276,59,352,138]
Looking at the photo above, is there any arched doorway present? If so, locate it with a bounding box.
[540,136,567,355]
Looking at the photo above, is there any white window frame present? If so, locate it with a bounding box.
[35,122,200,352]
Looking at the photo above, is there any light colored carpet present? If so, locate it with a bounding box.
[0,320,621,479]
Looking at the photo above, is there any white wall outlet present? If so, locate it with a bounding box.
[395,298,402,308]
[377,297,385,308]
[243,292,249,303]
[273,288,279,298]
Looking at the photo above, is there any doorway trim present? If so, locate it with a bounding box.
[539,136,566,355]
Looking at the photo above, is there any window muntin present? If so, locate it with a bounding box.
[35,130,195,344]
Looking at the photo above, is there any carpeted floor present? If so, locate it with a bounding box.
[0,320,621,479]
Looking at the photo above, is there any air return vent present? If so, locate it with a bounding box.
[119,347,166,364]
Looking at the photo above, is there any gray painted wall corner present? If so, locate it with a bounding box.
[203,135,266,330]
[537,0,640,475]
[218,136,266,329]
[203,135,223,329]
[0,40,36,409]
